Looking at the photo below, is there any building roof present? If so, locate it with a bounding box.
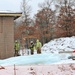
[0,11,22,19]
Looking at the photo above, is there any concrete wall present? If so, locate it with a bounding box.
[0,17,15,59]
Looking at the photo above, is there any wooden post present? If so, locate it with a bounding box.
[14,64,16,75]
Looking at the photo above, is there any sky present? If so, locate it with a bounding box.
[0,0,45,18]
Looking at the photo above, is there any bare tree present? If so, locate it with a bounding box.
[20,0,32,48]
[38,0,54,9]
[21,0,31,26]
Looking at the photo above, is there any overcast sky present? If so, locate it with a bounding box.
[0,0,45,18]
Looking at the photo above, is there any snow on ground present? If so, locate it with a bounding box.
[0,36,75,75]
[0,36,75,66]
[41,36,75,53]
[0,64,75,75]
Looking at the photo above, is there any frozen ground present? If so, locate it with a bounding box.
[0,64,75,75]
[0,36,75,66]
[0,53,74,66]
[0,36,75,75]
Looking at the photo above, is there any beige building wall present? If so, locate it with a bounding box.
[0,17,15,59]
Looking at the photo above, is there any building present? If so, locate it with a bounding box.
[0,12,22,59]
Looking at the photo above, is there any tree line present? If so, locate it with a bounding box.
[15,0,75,45]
